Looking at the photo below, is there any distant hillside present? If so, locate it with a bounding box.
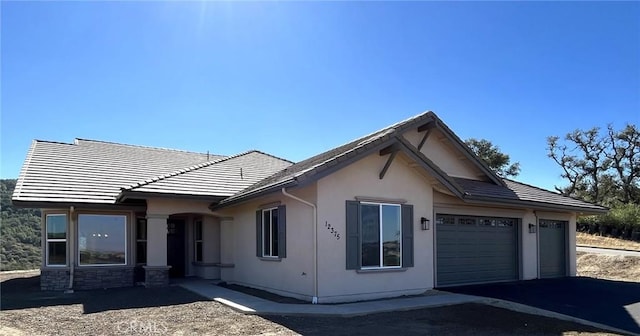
[1,179,41,270]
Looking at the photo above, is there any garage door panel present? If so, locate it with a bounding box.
[436,214,518,287]
[539,220,567,278]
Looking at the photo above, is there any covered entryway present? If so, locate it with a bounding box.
[436,214,518,287]
[539,219,567,278]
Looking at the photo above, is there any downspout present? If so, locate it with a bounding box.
[533,210,540,279]
[281,188,318,304]
[66,206,75,293]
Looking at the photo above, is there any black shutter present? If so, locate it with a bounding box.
[278,205,286,258]
[401,204,414,267]
[256,210,262,257]
[346,200,361,269]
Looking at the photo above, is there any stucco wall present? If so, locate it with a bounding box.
[217,185,317,301]
[402,128,484,180]
[316,152,434,303]
[146,198,212,216]
[192,215,221,279]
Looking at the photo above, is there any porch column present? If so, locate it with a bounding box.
[219,217,235,281]
[143,214,170,287]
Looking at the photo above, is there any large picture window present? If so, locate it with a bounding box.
[46,214,67,266]
[78,214,127,266]
[346,201,413,270]
[361,203,401,268]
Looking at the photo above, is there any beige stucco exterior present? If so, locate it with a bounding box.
[403,128,485,180]
[215,185,317,301]
[315,152,434,303]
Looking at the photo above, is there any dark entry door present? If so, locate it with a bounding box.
[167,219,186,278]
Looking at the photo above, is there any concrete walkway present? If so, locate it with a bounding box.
[577,245,640,256]
[178,280,483,317]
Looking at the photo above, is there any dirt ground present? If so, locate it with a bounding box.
[577,232,640,251]
[577,252,640,282]
[0,271,617,336]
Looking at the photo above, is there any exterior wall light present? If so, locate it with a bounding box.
[528,223,537,233]
[420,217,430,230]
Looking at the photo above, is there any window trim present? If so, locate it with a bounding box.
[194,219,203,263]
[360,202,402,270]
[77,214,128,267]
[261,207,279,258]
[45,214,67,267]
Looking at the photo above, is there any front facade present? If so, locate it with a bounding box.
[13,112,606,302]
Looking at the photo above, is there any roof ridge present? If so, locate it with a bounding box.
[33,139,77,146]
[123,150,258,191]
[75,138,224,157]
[250,150,295,164]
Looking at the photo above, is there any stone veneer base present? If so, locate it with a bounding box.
[41,267,135,291]
[143,266,171,287]
[41,268,70,291]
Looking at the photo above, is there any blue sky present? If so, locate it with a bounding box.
[2,1,638,192]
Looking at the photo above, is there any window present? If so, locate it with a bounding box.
[46,214,67,266]
[78,214,127,266]
[262,208,279,257]
[256,205,286,259]
[345,201,413,270]
[361,203,401,268]
[194,219,203,262]
[136,218,147,264]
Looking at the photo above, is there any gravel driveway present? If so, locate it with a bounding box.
[0,271,618,336]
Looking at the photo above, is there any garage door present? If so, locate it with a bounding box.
[539,219,567,278]
[436,214,518,287]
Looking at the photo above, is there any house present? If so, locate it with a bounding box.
[12,112,606,303]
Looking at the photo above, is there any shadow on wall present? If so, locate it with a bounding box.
[0,275,206,314]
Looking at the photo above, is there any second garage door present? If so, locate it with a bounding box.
[436,214,518,287]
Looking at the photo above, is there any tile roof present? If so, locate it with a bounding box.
[122,151,292,198]
[453,177,607,212]
[13,112,607,214]
[12,139,226,204]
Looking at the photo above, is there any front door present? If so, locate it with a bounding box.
[167,219,186,278]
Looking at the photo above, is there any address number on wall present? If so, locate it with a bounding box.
[324,221,340,240]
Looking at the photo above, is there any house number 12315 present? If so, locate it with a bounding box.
[324,221,340,240]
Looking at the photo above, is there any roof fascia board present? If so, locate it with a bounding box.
[12,200,147,211]
[118,190,227,203]
[430,117,506,187]
[394,136,466,198]
[462,195,608,214]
